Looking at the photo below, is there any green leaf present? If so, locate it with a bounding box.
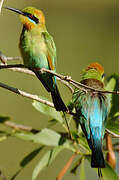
[20,146,44,167]
[32,99,63,123]
[107,74,119,117]
[14,128,61,146]
[32,146,64,180]
[0,116,10,123]
[79,158,86,180]
[0,136,7,142]
[70,157,82,175]
[106,120,119,135]
[105,77,116,112]
[101,163,119,180]
[10,169,22,180]
[105,77,116,92]
[113,112,119,118]
[79,133,91,152]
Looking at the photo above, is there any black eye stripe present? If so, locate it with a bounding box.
[24,12,39,24]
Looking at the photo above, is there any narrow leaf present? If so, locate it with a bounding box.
[105,77,116,92]
[32,146,64,180]
[107,74,119,117]
[101,162,118,180]
[32,99,63,123]
[105,77,116,112]
[79,158,86,180]
[14,128,61,146]
[20,146,44,167]
[106,120,119,136]
[0,116,10,123]
[70,157,82,175]
[0,136,7,142]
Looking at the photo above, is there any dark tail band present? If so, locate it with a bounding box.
[51,86,67,112]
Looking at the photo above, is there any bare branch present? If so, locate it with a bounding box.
[0,64,24,69]
[4,120,34,132]
[0,64,74,93]
[40,68,119,95]
[0,64,119,95]
[8,67,35,75]
[0,64,118,95]
[0,51,21,64]
[0,81,54,108]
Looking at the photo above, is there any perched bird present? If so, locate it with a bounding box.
[5,7,67,112]
[72,63,110,175]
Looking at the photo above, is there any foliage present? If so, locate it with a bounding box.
[0,74,119,180]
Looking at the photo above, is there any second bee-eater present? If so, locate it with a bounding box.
[6,6,67,112]
[72,63,110,175]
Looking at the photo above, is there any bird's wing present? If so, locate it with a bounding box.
[42,31,56,71]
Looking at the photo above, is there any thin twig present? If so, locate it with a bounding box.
[40,68,119,95]
[57,153,77,180]
[0,64,24,69]
[0,81,54,108]
[0,51,74,93]
[4,120,34,132]
[8,67,35,75]
[0,52,21,64]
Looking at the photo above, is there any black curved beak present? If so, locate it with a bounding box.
[4,7,24,15]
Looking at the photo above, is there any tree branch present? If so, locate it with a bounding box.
[4,120,35,132]
[0,63,74,93]
[40,68,119,95]
[0,81,54,108]
[0,64,119,95]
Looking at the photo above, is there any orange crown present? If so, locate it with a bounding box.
[87,63,104,75]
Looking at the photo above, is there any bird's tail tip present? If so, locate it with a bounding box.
[91,146,105,168]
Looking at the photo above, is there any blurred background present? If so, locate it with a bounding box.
[0,0,119,179]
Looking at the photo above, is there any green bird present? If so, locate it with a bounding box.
[72,63,110,176]
[6,6,67,112]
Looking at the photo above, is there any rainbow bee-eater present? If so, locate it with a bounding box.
[72,63,110,175]
[5,7,67,112]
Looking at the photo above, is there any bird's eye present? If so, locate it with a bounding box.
[24,12,39,24]
[28,14,33,19]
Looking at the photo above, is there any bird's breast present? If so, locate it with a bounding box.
[19,29,48,68]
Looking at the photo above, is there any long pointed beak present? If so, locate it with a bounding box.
[4,7,24,15]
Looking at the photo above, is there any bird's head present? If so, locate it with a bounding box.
[5,7,45,30]
[82,63,105,82]
[87,63,105,77]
